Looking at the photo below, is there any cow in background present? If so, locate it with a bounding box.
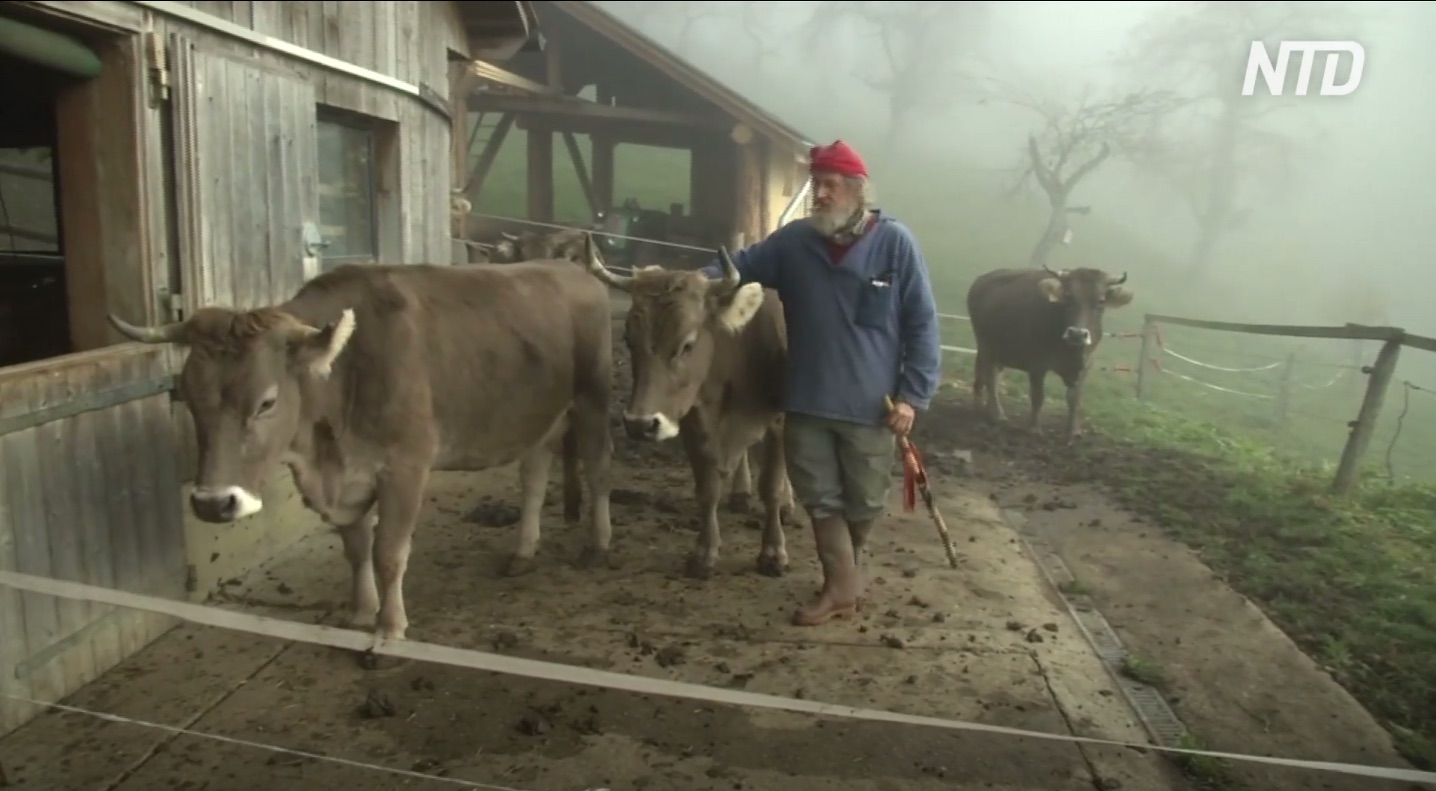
[967,265,1134,441]
[488,229,589,264]
[586,246,794,580]
[108,246,616,643]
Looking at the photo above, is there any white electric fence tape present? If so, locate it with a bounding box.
[1,570,1433,786]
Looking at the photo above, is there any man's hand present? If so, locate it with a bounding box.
[886,400,916,436]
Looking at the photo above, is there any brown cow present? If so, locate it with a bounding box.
[490,229,588,264]
[967,265,1133,441]
[586,246,793,579]
[107,253,615,642]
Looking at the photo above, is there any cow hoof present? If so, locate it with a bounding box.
[503,555,539,577]
[575,545,616,570]
[355,649,406,672]
[683,554,716,580]
[726,492,752,514]
[755,553,788,577]
[344,609,379,629]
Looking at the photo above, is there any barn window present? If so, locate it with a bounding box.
[317,113,378,265]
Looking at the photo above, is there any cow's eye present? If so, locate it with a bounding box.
[255,395,278,417]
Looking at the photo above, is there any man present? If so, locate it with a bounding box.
[702,140,942,626]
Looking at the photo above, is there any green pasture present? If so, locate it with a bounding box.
[467,127,1436,771]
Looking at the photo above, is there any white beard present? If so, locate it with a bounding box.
[809,204,860,238]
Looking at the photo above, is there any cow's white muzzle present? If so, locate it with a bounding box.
[190,485,264,523]
[622,412,680,441]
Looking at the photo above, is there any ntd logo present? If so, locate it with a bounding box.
[1241,40,1365,97]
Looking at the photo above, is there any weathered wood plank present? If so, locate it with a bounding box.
[0,377,67,718]
[64,361,125,678]
[0,376,40,732]
[30,366,96,691]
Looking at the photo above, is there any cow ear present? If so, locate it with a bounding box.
[710,282,765,333]
[288,308,356,379]
[1106,286,1134,308]
[1037,277,1063,303]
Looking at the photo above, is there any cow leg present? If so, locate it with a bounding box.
[505,443,553,577]
[971,348,990,413]
[572,399,616,570]
[1061,369,1086,442]
[372,463,430,642]
[726,450,754,514]
[754,427,789,577]
[339,510,380,629]
[778,467,797,524]
[561,426,582,524]
[679,415,723,579]
[1026,370,1048,431]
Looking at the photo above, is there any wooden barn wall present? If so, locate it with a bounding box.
[0,347,187,734]
[0,0,473,738]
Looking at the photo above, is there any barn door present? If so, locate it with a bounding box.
[170,35,320,313]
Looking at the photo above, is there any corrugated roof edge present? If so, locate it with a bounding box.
[547,0,814,153]
[456,1,541,61]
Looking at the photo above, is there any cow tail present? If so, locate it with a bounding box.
[561,425,582,523]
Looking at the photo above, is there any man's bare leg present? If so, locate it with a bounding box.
[793,514,863,625]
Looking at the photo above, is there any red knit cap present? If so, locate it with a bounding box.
[809,140,868,178]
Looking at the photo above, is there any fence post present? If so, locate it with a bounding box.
[1274,352,1295,424]
[1135,316,1154,400]
[1331,335,1403,495]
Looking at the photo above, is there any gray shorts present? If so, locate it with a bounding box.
[783,412,896,524]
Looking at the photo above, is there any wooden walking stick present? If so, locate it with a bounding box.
[885,396,961,569]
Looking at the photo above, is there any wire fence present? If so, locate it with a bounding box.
[931,310,1436,487]
[453,217,1436,489]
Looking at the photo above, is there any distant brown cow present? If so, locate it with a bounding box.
[490,229,588,264]
[587,247,794,579]
[967,265,1134,441]
[108,253,616,642]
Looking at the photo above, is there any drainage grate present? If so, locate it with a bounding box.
[1002,509,1191,749]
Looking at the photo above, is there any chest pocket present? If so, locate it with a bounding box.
[853,270,897,329]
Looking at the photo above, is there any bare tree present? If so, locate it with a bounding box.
[601,1,722,51]
[734,1,789,71]
[994,84,1186,267]
[1120,0,1360,275]
[802,1,991,159]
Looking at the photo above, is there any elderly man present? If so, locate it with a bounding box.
[702,140,942,626]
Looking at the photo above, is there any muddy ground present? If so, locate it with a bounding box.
[0,318,1421,791]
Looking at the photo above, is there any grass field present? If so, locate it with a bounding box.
[468,129,1436,769]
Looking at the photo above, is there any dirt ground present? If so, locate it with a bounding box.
[922,392,1422,791]
[0,318,1421,791]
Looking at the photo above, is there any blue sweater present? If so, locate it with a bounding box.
[701,212,942,426]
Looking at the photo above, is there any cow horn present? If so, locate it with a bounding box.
[1108,271,1128,286]
[717,246,741,290]
[108,313,186,344]
[500,231,520,241]
[583,231,633,290]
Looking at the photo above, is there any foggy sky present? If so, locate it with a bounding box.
[598,0,1436,338]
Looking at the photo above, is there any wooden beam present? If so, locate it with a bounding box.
[561,132,598,216]
[471,59,551,94]
[466,113,515,199]
[591,136,614,213]
[527,125,554,222]
[469,93,727,129]
[514,116,698,150]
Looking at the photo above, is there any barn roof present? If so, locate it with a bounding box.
[544,1,814,152]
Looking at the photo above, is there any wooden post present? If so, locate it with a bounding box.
[1331,336,1403,495]
[526,125,554,222]
[1274,352,1295,424]
[1135,316,1154,400]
